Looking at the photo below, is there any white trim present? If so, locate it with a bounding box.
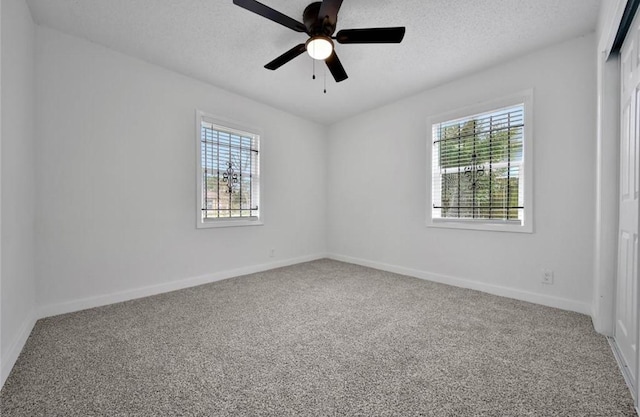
[0,254,598,392]
[195,110,263,229]
[1,312,37,389]
[200,218,264,228]
[1,254,326,390]
[327,253,591,315]
[37,253,326,319]
[427,218,529,233]
[593,50,621,336]
[426,89,534,234]
[608,336,638,403]
[601,0,629,58]
[592,0,627,336]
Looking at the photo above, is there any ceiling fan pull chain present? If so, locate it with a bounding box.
[312,58,316,80]
[324,66,327,94]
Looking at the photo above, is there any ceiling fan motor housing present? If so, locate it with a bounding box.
[303,2,337,36]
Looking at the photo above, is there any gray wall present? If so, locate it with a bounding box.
[1,0,37,385]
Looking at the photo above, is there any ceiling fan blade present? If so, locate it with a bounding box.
[264,44,307,70]
[336,27,406,44]
[318,0,343,26]
[325,51,348,83]
[233,0,307,33]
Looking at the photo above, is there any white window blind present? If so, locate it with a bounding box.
[431,104,525,223]
[199,118,260,226]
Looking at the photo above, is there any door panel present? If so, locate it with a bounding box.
[616,15,639,392]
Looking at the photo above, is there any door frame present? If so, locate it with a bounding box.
[596,0,640,409]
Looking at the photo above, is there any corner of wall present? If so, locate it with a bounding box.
[0,0,39,390]
[0,313,36,388]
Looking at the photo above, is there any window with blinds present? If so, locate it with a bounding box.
[429,93,532,232]
[196,113,261,228]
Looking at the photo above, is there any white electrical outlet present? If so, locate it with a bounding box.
[270,248,275,258]
[542,269,554,284]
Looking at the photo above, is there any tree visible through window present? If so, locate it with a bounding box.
[431,105,525,223]
[197,114,260,227]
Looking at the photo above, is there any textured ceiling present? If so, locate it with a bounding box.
[26,0,601,125]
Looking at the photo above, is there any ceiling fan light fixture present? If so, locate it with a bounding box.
[306,36,333,60]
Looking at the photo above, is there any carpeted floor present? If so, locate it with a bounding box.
[0,259,636,416]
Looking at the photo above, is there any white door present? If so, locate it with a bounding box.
[616,11,640,392]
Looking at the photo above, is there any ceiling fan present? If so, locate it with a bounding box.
[232,0,406,83]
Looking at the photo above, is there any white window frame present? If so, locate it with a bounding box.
[426,90,533,233]
[196,110,263,229]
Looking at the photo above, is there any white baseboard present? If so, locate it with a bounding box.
[3,252,590,392]
[38,253,327,319]
[327,253,591,315]
[1,254,322,391]
[1,311,37,389]
[607,336,638,409]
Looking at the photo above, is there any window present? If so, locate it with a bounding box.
[196,111,261,228]
[427,91,533,232]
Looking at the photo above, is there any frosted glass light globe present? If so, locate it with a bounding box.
[306,37,333,60]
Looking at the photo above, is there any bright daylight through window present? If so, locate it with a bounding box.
[428,92,532,232]
[197,112,261,228]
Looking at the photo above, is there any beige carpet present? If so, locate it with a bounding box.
[0,259,636,416]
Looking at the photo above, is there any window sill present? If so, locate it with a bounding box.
[426,218,532,233]
[197,218,264,229]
